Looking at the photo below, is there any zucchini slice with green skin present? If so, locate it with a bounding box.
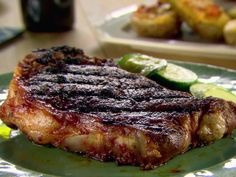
[190,83,236,103]
[117,54,167,76]
[149,63,198,90]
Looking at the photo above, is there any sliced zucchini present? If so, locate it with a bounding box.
[190,83,236,103]
[149,63,198,90]
[117,54,167,76]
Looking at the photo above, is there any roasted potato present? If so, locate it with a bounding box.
[224,19,236,45]
[167,0,230,41]
[131,1,181,38]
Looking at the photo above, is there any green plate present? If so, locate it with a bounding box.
[0,62,236,177]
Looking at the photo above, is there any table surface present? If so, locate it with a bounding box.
[0,0,235,75]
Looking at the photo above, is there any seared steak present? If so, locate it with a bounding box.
[0,46,236,169]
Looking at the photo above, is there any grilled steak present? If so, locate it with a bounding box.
[0,46,236,169]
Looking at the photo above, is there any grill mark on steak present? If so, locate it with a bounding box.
[30,93,198,113]
[26,82,188,99]
[90,111,190,136]
[28,73,157,89]
[44,65,139,78]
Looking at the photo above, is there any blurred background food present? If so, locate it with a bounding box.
[131,1,181,38]
[224,19,236,45]
[227,6,236,19]
[131,0,236,45]
[167,0,229,41]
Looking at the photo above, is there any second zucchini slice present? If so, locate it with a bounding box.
[149,63,198,90]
